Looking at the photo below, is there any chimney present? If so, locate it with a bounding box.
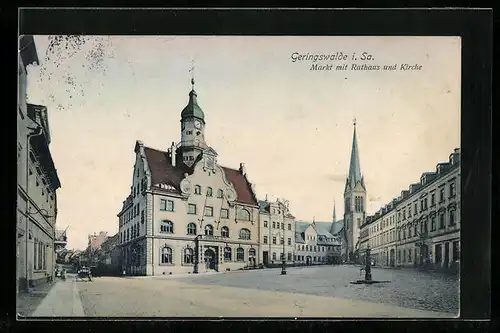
[239,162,246,175]
[171,142,176,167]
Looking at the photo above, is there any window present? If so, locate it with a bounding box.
[187,223,197,235]
[205,206,213,217]
[281,222,284,229]
[184,248,194,264]
[207,187,213,197]
[280,237,284,245]
[224,247,232,261]
[414,203,418,214]
[204,225,214,236]
[449,210,456,226]
[239,228,251,240]
[161,247,172,264]
[449,182,456,198]
[408,249,412,262]
[272,252,276,260]
[439,213,445,229]
[440,188,445,202]
[272,222,276,228]
[127,229,130,241]
[236,247,244,261]
[141,210,145,224]
[160,220,174,233]
[188,204,197,215]
[238,208,251,221]
[221,226,229,238]
[194,185,201,195]
[287,238,292,245]
[403,210,406,219]
[221,209,229,219]
[288,224,291,230]
[272,237,276,244]
[431,193,436,206]
[263,236,268,244]
[249,248,256,258]
[217,189,224,198]
[160,199,174,212]
[264,221,268,227]
[431,216,436,231]
[280,253,285,260]
[287,252,292,261]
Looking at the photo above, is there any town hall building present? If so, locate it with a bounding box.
[117,79,265,275]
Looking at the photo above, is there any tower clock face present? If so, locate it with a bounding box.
[194,120,202,129]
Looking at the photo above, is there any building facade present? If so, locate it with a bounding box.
[17,36,61,290]
[118,80,264,275]
[258,199,296,266]
[359,148,461,272]
[343,122,367,262]
[294,219,343,265]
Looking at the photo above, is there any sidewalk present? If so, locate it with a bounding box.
[29,276,85,317]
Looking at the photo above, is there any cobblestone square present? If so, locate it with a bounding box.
[27,266,458,318]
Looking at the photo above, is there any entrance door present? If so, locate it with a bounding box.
[306,256,312,265]
[263,251,269,266]
[204,249,216,270]
[389,249,395,267]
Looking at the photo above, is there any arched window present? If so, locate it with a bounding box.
[239,228,251,240]
[160,220,174,233]
[221,226,229,238]
[236,247,244,261]
[184,248,194,264]
[249,248,256,258]
[194,185,201,195]
[187,223,197,235]
[205,224,214,236]
[207,187,213,196]
[217,189,224,198]
[224,247,232,261]
[161,246,172,264]
[237,208,251,221]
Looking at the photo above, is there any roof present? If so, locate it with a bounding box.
[181,89,205,121]
[19,35,39,69]
[345,123,365,191]
[143,145,258,206]
[294,221,342,245]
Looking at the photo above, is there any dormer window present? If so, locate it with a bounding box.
[217,189,224,198]
[207,187,213,197]
[194,185,201,195]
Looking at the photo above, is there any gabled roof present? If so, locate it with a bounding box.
[294,221,343,245]
[143,145,258,206]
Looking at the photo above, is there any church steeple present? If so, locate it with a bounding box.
[333,200,337,222]
[345,118,364,191]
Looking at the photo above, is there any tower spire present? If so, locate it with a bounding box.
[189,59,195,91]
[333,200,336,222]
[346,118,363,190]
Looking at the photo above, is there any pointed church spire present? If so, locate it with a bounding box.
[346,118,363,190]
[333,200,337,222]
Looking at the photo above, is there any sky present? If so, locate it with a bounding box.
[26,36,461,250]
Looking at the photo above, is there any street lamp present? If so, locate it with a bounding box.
[193,235,200,274]
[277,198,289,276]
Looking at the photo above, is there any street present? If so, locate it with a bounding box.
[22,266,459,318]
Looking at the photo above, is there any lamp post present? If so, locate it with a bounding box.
[277,198,289,275]
[193,235,200,274]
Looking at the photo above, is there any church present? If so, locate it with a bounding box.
[117,78,263,275]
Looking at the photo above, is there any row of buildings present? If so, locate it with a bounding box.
[358,149,461,271]
[17,35,62,290]
[112,75,461,277]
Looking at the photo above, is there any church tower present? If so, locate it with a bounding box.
[343,120,366,262]
[180,77,207,167]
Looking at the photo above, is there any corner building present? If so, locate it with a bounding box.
[117,81,261,275]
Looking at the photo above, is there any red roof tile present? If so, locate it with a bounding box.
[143,146,258,206]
